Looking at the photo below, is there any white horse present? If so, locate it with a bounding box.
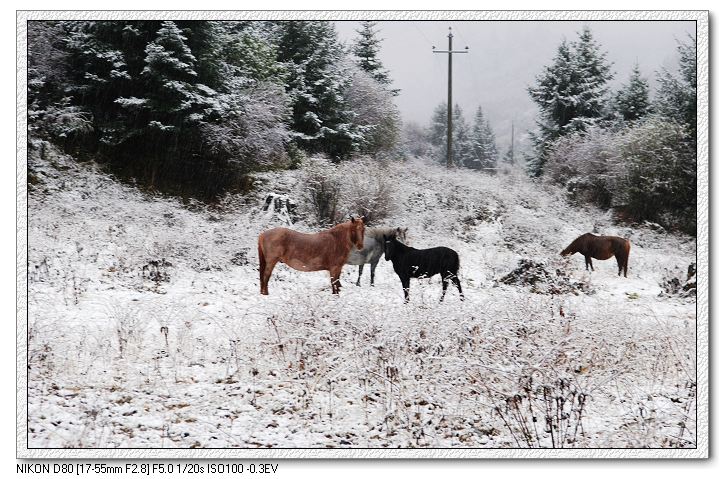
[346,227,408,286]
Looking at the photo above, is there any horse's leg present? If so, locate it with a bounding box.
[356,264,364,287]
[260,258,278,296]
[369,258,380,286]
[401,276,411,303]
[258,239,279,296]
[440,275,449,302]
[616,255,623,276]
[330,265,343,294]
[586,256,594,271]
[617,253,629,277]
[452,276,464,300]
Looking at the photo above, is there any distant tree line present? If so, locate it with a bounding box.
[28,20,400,199]
[527,27,696,234]
[426,103,500,171]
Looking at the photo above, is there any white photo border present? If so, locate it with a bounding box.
[16,9,709,459]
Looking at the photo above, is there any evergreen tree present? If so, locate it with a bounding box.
[429,102,448,149]
[452,104,474,167]
[133,20,208,131]
[655,34,696,142]
[527,27,613,176]
[351,21,398,95]
[470,106,498,170]
[273,21,359,159]
[53,21,292,198]
[568,27,613,130]
[614,63,651,121]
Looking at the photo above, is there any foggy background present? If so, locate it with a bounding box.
[335,21,696,153]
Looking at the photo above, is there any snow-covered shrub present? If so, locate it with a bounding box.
[619,116,696,234]
[198,80,291,170]
[337,158,395,226]
[301,158,343,226]
[492,376,588,448]
[29,97,94,141]
[545,125,625,209]
[544,116,695,234]
[401,122,431,159]
[343,64,401,156]
[300,157,395,226]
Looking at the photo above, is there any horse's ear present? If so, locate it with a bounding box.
[350,215,354,223]
[360,216,366,224]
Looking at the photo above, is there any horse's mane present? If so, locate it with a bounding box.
[367,227,400,241]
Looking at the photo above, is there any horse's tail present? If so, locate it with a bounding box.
[451,249,461,276]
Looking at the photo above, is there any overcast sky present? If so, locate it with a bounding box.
[334,21,695,150]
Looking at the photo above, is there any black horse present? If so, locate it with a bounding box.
[383,235,464,303]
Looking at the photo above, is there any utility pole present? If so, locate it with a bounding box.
[433,27,468,168]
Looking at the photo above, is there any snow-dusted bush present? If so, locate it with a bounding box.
[198,80,291,169]
[300,157,395,226]
[620,116,695,233]
[544,116,695,234]
[545,125,626,209]
[401,122,431,159]
[301,158,343,226]
[343,65,401,156]
[338,158,395,226]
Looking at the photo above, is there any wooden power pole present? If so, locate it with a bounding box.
[433,27,468,168]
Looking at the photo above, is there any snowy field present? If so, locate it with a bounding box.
[26,143,696,449]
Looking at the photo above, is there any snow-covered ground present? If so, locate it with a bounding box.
[26,142,696,448]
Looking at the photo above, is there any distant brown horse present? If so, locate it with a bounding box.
[560,233,631,277]
[258,217,365,295]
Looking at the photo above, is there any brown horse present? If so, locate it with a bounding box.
[258,217,365,295]
[560,233,631,277]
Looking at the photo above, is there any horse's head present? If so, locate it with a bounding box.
[395,227,409,245]
[383,235,392,261]
[349,216,365,250]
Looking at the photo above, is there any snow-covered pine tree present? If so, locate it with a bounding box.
[470,106,498,171]
[133,20,210,131]
[567,27,613,131]
[452,104,475,168]
[527,28,612,176]
[428,102,448,163]
[527,40,576,177]
[273,21,360,160]
[351,21,398,95]
[655,34,696,142]
[614,63,652,121]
